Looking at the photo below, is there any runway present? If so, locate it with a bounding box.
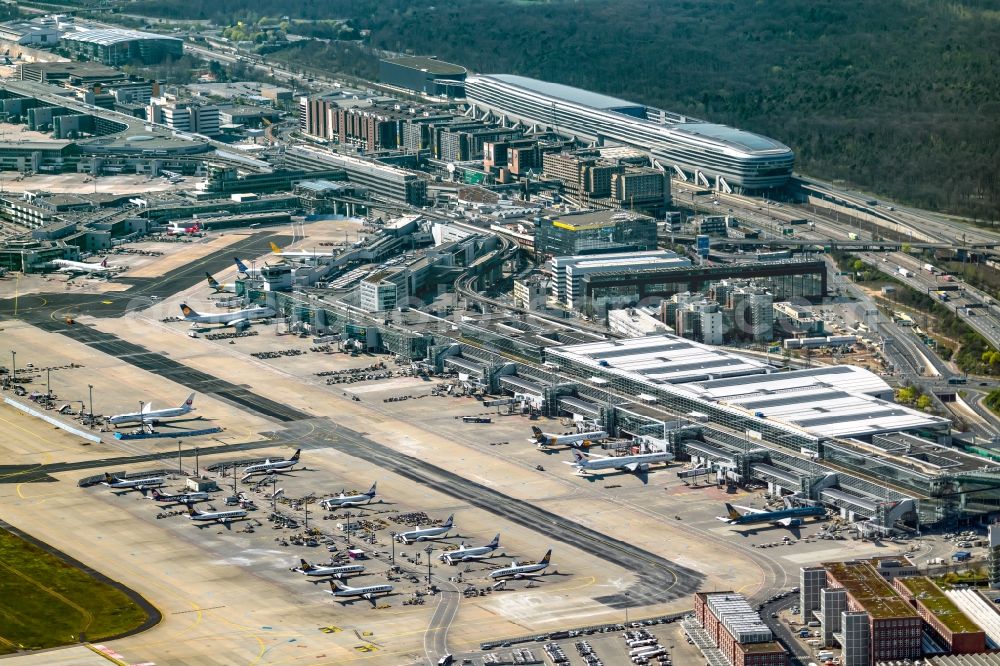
[0,232,287,323]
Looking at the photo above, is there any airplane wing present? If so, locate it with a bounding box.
[363,593,377,608]
[621,462,641,473]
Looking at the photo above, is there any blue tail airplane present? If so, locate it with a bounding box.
[718,502,826,527]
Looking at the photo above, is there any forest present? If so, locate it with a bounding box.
[129,0,1000,221]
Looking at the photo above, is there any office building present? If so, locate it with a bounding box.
[692,215,731,236]
[693,592,789,666]
[512,276,549,310]
[730,286,773,342]
[60,28,182,66]
[466,73,794,191]
[484,138,542,177]
[149,99,220,135]
[549,249,690,309]
[840,611,871,666]
[378,56,466,97]
[359,268,409,312]
[820,588,848,646]
[535,209,658,257]
[286,146,427,205]
[801,566,826,615]
[610,166,671,213]
[824,560,922,663]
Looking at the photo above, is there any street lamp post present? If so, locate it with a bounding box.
[10,350,15,385]
[346,510,351,548]
[624,591,630,627]
[46,367,51,401]
[424,545,433,586]
[390,532,396,565]
[87,384,94,427]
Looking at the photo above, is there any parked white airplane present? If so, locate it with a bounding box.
[108,393,195,426]
[441,534,500,565]
[205,273,236,294]
[179,303,275,329]
[102,472,165,490]
[565,450,674,476]
[489,550,552,579]
[327,579,393,606]
[52,258,116,275]
[270,241,335,259]
[186,504,247,524]
[242,449,301,476]
[396,514,454,544]
[149,488,209,504]
[531,426,608,449]
[320,482,377,509]
[166,221,200,236]
[296,559,365,579]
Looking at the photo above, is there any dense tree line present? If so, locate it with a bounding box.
[130,0,1000,220]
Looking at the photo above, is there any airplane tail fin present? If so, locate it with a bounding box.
[180,303,199,318]
[100,257,108,267]
[300,558,312,570]
[367,481,377,496]
[234,257,250,274]
[151,488,162,499]
[104,472,114,483]
[186,503,199,516]
[182,393,195,410]
[540,549,552,565]
[289,449,301,462]
[572,451,585,463]
[270,242,283,254]
[205,273,220,288]
[531,426,544,441]
[443,514,454,528]
[141,402,152,414]
[330,579,347,591]
[725,503,742,520]
[489,533,500,548]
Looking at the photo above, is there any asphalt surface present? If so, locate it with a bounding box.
[271,419,704,609]
[0,440,291,484]
[0,232,287,323]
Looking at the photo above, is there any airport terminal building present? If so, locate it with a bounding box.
[465,74,794,192]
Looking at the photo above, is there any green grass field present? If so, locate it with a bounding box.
[0,529,150,654]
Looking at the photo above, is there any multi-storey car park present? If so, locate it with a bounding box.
[464,73,795,192]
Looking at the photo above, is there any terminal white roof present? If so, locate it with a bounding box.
[549,334,949,439]
[549,335,770,385]
[64,27,182,46]
[688,365,891,401]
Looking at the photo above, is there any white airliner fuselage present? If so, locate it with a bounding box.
[441,534,500,564]
[243,450,301,476]
[565,450,674,475]
[109,393,195,426]
[296,559,365,578]
[328,579,392,606]
[320,482,377,509]
[489,550,552,579]
[180,303,275,328]
[102,473,164,490]
[396,515,454,543]
[187,505,247,523]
